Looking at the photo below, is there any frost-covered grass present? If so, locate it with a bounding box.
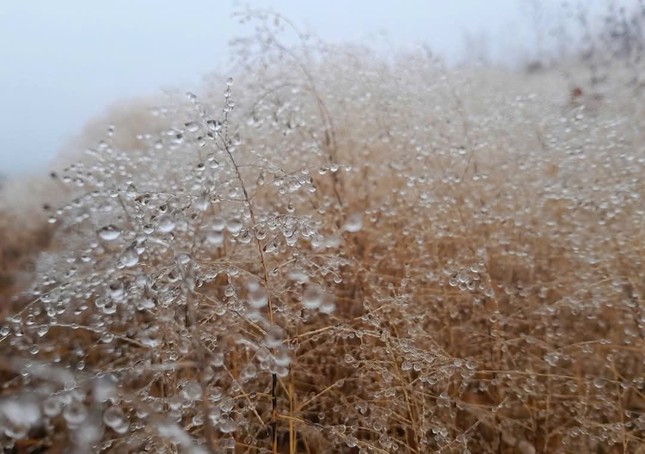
[0,11,644,454]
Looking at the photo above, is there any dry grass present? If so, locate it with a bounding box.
[0,176,60,309]
[0,10,643,454]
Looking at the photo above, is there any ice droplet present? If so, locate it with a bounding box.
[108,280,125,300]
[118,246,139,268]
[206,119,222,132]
[343,213,363,233]
[0,398,41,439]
[63,401,88,426]
[138,296,156,310]
[211,217,226,231]
[180,380,202,401]
[264,325,284,348]
[103,406,127,431]
[205,230,224,246]
[184,121,199,132]
[219,415,237,433]
[226,218,243,234]
[302,286,324,309]
[195,191,210,211]
[94,374,118,403]
[157,215,176,233]
[98,225,121,241]
[43,396,63,417]
[247,280,269,309]
[319,299,336,314]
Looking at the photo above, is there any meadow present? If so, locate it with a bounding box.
[0,9,643,453]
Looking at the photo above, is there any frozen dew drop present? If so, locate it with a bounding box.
[43,396,63,417]
[210,386,223,402]
[180,380,202,401]
[264,324,284,348]
[343,212,363,233]
[346,435,359,448]
[63,401,88,426]
[108,280,125,301]
[103,407,130,435]
[74,417,104,447]
[195,191,210,211]
[219,396,235,413]
[226,218,243,234]
[102,300,118,315]
[134,274,148,288]
[219,415,237,433]
[36,325,49,337]
[319,299,336,314]
[118,245,139,268]
[254,226,267,240]
[205,230,224,246]
[0,398,42,439]
[593,377,606,389]
[103,406,126,430]
[241,363,257,380]
[208,407,221,424]
[247,280,269,309]
[206,119,222,132]
[287,268,309,283]
[274,349,291,367]
[263,241,278,254]
[211,352,225,368]
[237,229,253,244]
[138,297,156,310]
[157,215,176,233]
[544,352,559,367]
[176,252,192,266]
[94,374,118,403]
[192,415,204,427]
[98,225,121,241]
[184,121,199,132]
[172,133,184,145]
[302,286,324,309]
[211,217,226,232]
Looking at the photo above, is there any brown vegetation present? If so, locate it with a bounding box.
[0,8,643,454]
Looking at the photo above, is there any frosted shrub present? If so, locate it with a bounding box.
[0,9,643,453]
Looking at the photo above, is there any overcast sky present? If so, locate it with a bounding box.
[0,0,625,175]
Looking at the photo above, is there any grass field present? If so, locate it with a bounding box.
[0,10,644,453]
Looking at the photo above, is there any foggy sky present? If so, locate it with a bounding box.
[0,0,621,175]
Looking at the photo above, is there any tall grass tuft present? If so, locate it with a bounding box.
[0,8,643,454]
